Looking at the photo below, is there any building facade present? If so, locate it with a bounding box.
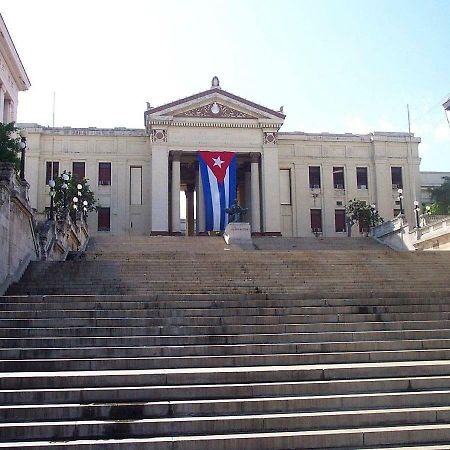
[23,78,422,237]
[0,14,30,123]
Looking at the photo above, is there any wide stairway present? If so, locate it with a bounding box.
[2,236,450,448]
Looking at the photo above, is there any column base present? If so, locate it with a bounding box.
[251,232,263,236]
[170,231,183,236]
[197,231,209,236]
[262,232,282,236]
[150,231,171,236]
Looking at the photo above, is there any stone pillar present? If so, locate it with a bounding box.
[261,147,281,235]
[186,184,195,236]
[171,152,181,234]
[151,146,169,234]
[197,165,205,234]
[3,99,11,124]
[0,86,4,123]
[250,153,261,234]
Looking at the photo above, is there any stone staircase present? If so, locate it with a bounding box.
[2,236,450,448]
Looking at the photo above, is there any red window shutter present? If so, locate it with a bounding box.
[72,162,85,181]
[97,207,110,231]
[98,163,111,185]
[335,210,346,232]
[310,209,322,232]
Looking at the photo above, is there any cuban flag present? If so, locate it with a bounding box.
[198,151,237,231]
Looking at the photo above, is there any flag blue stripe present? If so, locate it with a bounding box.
[198,157,214,231]
[228,155,237,211]
[218,181,226,231]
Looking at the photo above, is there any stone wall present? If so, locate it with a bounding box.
[0,162,38,293]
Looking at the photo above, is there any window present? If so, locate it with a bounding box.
[391,167,403,189]
[335,210,346,232]
[310,209,322,232]
[333,167,345,189]
[309,166,321,189]
[98,162,111,186]
[72,162,85,181]
[356,167,368,189]
[279,169,291,205]
[130,166,142,205]
[97,207,110,232]
[45,161,59,184]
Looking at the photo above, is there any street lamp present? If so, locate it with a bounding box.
[62,172,69,209]
[48,179,55,220]
[82,200,88,216]
[397,188,404,215]
[19,130,28,181]
[370,203,377,227]
[414,200,421,228]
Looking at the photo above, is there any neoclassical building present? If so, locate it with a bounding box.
[23,77,421,237]
[0,14,30,124]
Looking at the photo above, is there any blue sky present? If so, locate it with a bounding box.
[3,0,450,170]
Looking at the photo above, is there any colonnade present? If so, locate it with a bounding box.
[169,152,262,236]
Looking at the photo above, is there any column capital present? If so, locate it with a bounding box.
[170,151,182,162]
[250,152,261,163]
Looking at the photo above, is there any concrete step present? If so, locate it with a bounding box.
[5,311,450,328]
[3,406,450,442]
[5,348,450,372]
[4,424,450,449]
[4,389,450,422]
[5,337,450,360]
[5,328,450,348]
[3,319,450,338]
[3,360,450,390]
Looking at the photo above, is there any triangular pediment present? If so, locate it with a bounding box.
[145,87,285,122]
[174,102,257,119]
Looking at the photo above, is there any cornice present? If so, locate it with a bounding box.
[148,119,282,129]
[279,131,421,144]
[0,14,31,90]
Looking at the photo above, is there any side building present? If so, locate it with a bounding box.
[22,79,421,237]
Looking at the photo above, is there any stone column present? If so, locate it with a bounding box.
[261,146,281,235]
[0,86,4,123]
[197,165,205,234]
[186,184,195,236]
[151,145,169,234]
[250,153,261,234]
[171,152,181,234]
[3,99,11,124]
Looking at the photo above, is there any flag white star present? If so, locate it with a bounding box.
[212,156,224,168]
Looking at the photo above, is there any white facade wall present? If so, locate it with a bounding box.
[23,123,421,237]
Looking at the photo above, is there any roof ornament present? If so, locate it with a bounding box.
[211,76,221,89]
[279,106,284,113]
[146,102,151,110]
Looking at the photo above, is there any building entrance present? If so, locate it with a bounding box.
[169,152,261,236]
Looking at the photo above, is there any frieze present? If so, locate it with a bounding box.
[264,132,278,145]
[175,102,257,119]
[151,129,167,143]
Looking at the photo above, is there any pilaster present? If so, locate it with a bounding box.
[150,145,169,234]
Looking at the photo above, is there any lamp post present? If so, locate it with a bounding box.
[370,203,377,227]
[82,200,88,217]
[414,200,421,228]
[62,172,69,210]
[48,179,55,220]
[397,188,404,215]
[19,130,28,181]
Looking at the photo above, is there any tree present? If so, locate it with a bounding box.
[0,122,21,170]
[53,171,97,217]
[345,199,383,237]
[428,177,450,215]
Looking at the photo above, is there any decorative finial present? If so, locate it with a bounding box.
[146,102,151,110]
[279,106,284,113]
[211,76,220,89]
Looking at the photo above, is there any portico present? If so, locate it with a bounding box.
[167,151,263,236]
[146,77,284,236]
